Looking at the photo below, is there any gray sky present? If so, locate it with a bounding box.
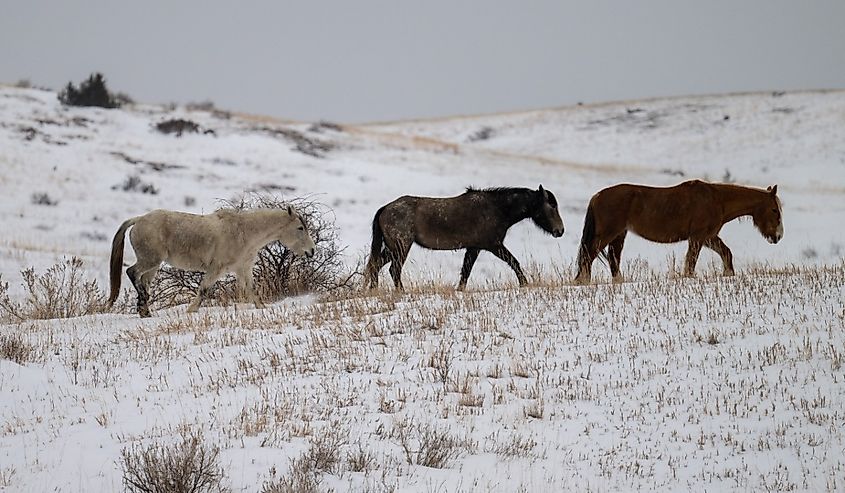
[2,1,843,123]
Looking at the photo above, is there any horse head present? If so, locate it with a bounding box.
[752,185,783,244]
[532,185,565,238]
[282,205,316,258]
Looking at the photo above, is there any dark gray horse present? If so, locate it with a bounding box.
[364,186,565,290]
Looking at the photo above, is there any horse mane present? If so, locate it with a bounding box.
[465,186,535,194]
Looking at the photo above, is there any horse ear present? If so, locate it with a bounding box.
[287,204,293,215]
[770,184,778,195]
[538,184,545,193]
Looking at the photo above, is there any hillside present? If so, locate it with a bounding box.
[1,86,844,491]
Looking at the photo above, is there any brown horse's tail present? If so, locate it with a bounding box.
[364,206,387,286]
[108,217,138,306]
[577,203,608,267]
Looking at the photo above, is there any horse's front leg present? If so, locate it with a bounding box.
[237,265,264,309]
[491,245,528,287]
[683,239,704,277]
[458,248,480,290]
[187,268,223,313]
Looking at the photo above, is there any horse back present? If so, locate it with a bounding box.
[379,194,506,250]
[130,210,221,269]
[592,181,721,243]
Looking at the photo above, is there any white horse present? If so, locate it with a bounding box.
[107,206,316,317]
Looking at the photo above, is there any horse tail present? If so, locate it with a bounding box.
[364,206,388,287]
[578,203,609,266]
[108,217,138,306]
[370,205,387,259]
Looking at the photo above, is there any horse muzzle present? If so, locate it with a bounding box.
[553,228,564,238]
[304,248,315,258]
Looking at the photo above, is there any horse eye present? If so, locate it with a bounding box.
[298,226,305,231]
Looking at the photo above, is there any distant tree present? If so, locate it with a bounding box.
[58,72,122,108]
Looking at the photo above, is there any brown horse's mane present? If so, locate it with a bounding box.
[709,181,783,206]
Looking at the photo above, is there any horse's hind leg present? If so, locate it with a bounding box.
[575,244,598,284]
[683,239,704,277]
[127,262,158,318]
[491,245,528,287]
[364,249,390,289]
[607,232,627,283]
[458,248,480,291]
[387,242,410,290]
[704,236,734,276]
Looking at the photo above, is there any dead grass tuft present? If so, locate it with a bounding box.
[119,431,227,493]
[0,332,36,364]
[0,258,117,322]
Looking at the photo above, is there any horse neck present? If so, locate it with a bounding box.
[239,211,285,246]
[714,184,767,222]
[498,190,537,225]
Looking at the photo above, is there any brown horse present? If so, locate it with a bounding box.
[364,186,564,290]
[575,180,783,283]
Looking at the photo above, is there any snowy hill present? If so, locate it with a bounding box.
[1,85,844,491]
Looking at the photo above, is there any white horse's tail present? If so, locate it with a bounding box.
[108,216,139,306]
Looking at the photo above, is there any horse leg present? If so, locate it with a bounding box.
[491,245,528,287]
[683,240,704,277]
[127,262,158,318]
[364,249,390,289]
[704,236,734,276]
[388,242,410,290]
[457,248,480,291]
[607,232,627,283]
[187,268,223,313]
[236,265,264,309]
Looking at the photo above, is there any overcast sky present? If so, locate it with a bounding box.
[2,1,843,123]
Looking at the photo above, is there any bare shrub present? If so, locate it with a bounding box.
[151,195,356,309]
[120,432,227,493]
[31,192,58,206]
[346,443,376,473]
[155,119,200,137]
[261,456,320,493]
[112,175,159,195]
[0,333,35,364]
[308,121,344,133]
[261,425,348,492]
[257,127,334,158]
[391,418,465,469]
[0,258,107,321]
[467,126,494,142]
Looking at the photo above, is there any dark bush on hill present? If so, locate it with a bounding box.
[58,72,122,109]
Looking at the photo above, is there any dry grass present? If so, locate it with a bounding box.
[120,431,227,493]
[3,261,844,490]
[0,332,36,364]
[0,257,113,322]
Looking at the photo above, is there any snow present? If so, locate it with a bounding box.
[0,85,844,491]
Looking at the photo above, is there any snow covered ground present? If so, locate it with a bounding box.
[0,85,843,491]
